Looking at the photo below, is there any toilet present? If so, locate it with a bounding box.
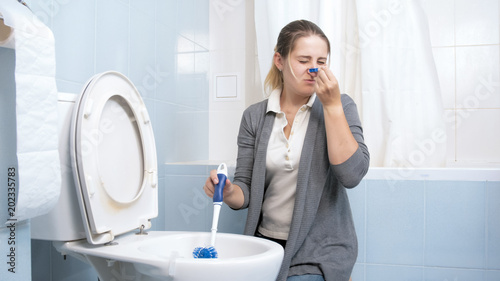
[30,71,284,281]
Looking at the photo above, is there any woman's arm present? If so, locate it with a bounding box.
[315,67,370,187]
[315,67,359,165]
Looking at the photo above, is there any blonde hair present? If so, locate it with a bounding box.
[264,20,331,97]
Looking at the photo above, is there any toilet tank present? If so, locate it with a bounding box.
[30,92,86,241]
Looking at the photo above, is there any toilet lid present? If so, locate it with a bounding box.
[70,71,158,245]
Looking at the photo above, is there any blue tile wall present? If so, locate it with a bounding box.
[425,181,486,269]
[486,270,500,281]
[347,179,500,281]
[487,181,500,270]
[0,0,210,280]
[365,264,423,281]
[366,180,424,266]
[163,164,247,235]
[51,1,95,86]
[347,180,366,263]
[424,267,485,281]
[31,0,209,167]
[95,0,130,75]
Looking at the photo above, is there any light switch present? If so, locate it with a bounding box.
[215,74,238,99]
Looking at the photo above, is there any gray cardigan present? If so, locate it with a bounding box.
[232,94,370,281]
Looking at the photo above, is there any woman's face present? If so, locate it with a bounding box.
[277,35,329,98]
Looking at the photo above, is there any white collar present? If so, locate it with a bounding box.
[266,88,316,113]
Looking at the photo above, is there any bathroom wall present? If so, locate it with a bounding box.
[10,0,211,280]
[207,0,261,161]
[24,0,210,166]
[209,0,500,167]
[348,169,500,281]
[422,0,500,167]
[162,164,247,233]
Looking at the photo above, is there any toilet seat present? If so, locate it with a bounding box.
[70,71,158,245]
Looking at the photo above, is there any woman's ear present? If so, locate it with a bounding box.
[273,52,284,71]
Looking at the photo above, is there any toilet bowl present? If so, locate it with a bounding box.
[54,231,283,281]
[30,71,284,281]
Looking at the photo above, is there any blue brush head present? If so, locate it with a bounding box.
[193,246,218,259]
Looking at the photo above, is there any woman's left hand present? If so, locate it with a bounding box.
[314,67,342,107]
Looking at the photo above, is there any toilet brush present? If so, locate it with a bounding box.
[193,163,227,259]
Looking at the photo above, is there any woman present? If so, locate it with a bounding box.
[203,20,369,281]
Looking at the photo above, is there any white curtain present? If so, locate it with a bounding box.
[254,0,446,167]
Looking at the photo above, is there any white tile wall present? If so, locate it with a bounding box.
[424,0,500,166]
[208,0,248,161]
[456,45,500,109]
[432,47,455,108]
[457,109,500,163]
[455,0,500,46]
[422,0,455,47]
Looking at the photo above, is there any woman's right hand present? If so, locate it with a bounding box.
[203,169,244,209]
[203,169,232,199]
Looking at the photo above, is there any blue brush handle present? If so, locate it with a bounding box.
[213,163,227,204]
[213,173,227,204]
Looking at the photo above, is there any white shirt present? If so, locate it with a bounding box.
[258,88,316,240]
